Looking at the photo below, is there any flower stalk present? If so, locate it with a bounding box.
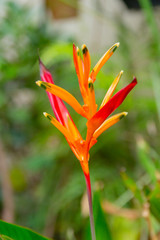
[84,171,96,240]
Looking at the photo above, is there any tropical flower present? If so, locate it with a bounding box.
[36,42,137,175]
[36,42,137,240]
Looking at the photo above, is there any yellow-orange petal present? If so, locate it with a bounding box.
[36,81,88,119]
[43,112,74,143]
[93,112,128,139]
[66,140,81,161]
[65,114,82,141]
[77,47,84,86]
[73,43,79,77]
[73,44,81,87]
[88,79,97,118]
[90,42,120,83]
[77,47,89,104]
[100,70,123,109]
[82,44,91,90]
[73,44,86,101]
[89,137,97,149]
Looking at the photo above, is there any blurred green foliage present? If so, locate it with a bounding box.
[0,0,160,239]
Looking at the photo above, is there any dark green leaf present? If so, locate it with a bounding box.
[0,220,51,240]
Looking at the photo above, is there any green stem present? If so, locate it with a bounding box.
[84,172,96,240]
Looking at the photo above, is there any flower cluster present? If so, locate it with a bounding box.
[36,43,137,176]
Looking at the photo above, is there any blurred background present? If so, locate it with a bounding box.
[0,0,160,239]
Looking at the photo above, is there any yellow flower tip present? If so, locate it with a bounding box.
[82,44,88,54]
[110,42,120,53]
[76,46,80,55]
[43,112,47,117]
[120,112,128,120]
[36,81,48,90]
[116,42,120,47]
[43,112,52,121]
[36,80,42,87]
[120,70,124,75]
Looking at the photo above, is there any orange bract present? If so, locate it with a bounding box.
[36,43,137,174]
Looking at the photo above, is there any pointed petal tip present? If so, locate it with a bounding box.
[82,44,88,54]
[43,112,52,121]
[38,57,50,76]
[43,112,47,117]
[133,76,137,84]
[120,112,128,119]
[116,42,120,47]
[35,80,41,86]
[82,44,86,49]
[111,42,120,53]
[38,57,47,76]
[36,80,47,89]
[120,70,124,75]
[76,46,80,55]
[38,56,44,68]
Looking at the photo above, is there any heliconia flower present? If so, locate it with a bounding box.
[36,43,137,172]
[36,43,137,240]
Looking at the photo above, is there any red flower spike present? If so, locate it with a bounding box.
[38,48,137,169]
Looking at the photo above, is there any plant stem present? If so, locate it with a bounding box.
[84,172,96,240]
[143,203,158,240]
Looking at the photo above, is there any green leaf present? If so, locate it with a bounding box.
[150,197,160,223]
[0,235,14,240]
[149,182,160,222]
[0,220,51,240]
[85,192,112,240]
[121,171,144,204]
[94,192,112,240]
[137,139,157,183]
